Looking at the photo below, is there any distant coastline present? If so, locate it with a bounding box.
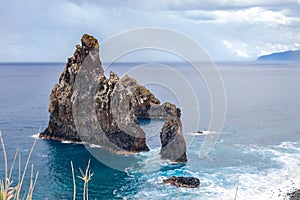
[257,50,300,61]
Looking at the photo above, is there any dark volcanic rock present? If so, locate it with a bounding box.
[288,189,300,200]
[40,34,187,161]
[40,34,100,142]
[160,103,187,162]
[163,176,200,188]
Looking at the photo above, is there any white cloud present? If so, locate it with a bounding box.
[134,0,299,11]
[257,43,297,57]
[177,7,291,25]
[237,7,290,25]
[223,40,233,49]
[223,40,250,58]
[235,50,250,58]
[258,50,273,57]
[0,0,300,61]
[129,0,300,10]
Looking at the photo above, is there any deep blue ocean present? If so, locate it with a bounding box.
[0,61,300,200]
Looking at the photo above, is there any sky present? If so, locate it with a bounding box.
[0,0,300,62]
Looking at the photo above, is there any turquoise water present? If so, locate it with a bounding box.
[0,62,300,199]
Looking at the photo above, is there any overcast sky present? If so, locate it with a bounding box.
[0,0,300,62]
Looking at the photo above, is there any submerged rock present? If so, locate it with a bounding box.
[163,176,200,188]
[287,189,300,200]
[40,34,187,162]
[194,130,204,134]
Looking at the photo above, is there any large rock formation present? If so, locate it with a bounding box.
[40,34,187,162]
[160,103,187,162]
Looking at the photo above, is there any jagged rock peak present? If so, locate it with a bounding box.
[81,34,99,49]
[40,34,187,163]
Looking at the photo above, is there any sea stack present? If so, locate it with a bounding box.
[40,34,187,162]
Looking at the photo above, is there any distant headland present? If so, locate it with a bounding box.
[257,50,300,61]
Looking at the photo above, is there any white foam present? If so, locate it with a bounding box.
[229,142,300,200]
[30,133,40,139]
[137,149,165,173]
[37,153,48,158]
[147,176,165,184]
[61,140,72,144]
[89,144,102,148]
[65,141,86,145]
[125,141,300,200]
[187,130,217,136]
[124,167,135,178]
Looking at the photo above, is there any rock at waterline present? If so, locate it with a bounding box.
[194,130,204,134]
[287,189,300,200]
[39,34,187,162]
[163,176,200,188]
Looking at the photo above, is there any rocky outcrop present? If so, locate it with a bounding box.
[40,34,187,162]
[160,103,187,162]
[40,34,100,142]
[287,189,300,200]
[163,176,200,188]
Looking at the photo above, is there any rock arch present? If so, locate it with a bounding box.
[39,34,187,163]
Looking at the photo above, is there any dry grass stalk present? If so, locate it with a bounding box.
[15,139,37,200]
[77,159,93,200]
[71,159,93,200]
[71,161,76,200]
[0,131,38,200]
[2,131,94,200]
[178,185,181,200]
[0,131,8,194]
[234,175,240,200]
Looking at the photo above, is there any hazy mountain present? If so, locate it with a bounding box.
[257,50,300,61]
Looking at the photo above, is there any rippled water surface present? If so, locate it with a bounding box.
[0,62,300,199]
